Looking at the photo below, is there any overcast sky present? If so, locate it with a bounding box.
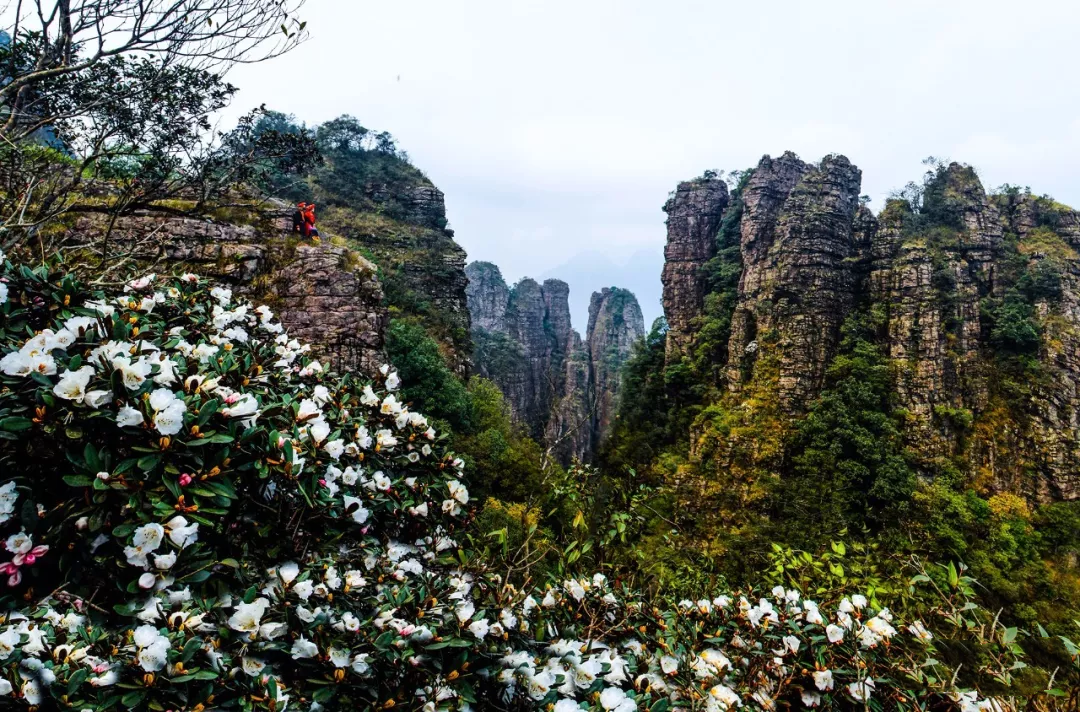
[225,0,1080,330]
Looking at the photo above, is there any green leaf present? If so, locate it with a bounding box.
[67,667,88,694]
[0,416,32,432]
[138,455,162,473]
[63,475,93,487]
[121,692,147,706]
[84,442,101,472]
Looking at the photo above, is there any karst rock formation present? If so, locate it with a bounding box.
[466,262,644,464]
[663,152,1080,501]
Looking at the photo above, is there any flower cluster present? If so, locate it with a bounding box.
[0,255,1014,710]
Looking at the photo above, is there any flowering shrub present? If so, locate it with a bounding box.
[0,253,1033,710]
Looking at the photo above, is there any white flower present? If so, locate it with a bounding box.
[813,669,834,691]
[88,670,118,687]
[148,389,187,435]
[124,523,165,568]
[83,389,112,408]
[848,678,875,702]
[599,687,634,711]
[242,656,266,676]
[0,350,31,377]
[297,398,321,421]
[278,561,300,585]
[210,286,232,305]
[53,366,95,401]
[308,418,331,443]
[0,283,7,306]
[447,479,469,504]
[908,620,933,642]
[324,438,345,460]
[293,580,314,600]
[660,655,679,675]
[291,636,318,659]
[136,638,170,672]
[801,691,821,708]
[341,612,361,632]
[372,471,391,491]
[826,624,844,643]
[222,393,259,419]
[259,621,287,640]
[153,356,180,385]
[227,598,270,635]
[116,405,144,427]
[0,482,16,525]
[706,684,741,710]
[342,495,370,525]
[4,531,32,554]
[328,647,352,668]
[385,371,400,390]
[153,552,177,570]
[851,593,867,609]
[165,516,199,547]
[468,619,490,639]
[375,429,397,449]
[138,572,157,589]
[0,628,20,659]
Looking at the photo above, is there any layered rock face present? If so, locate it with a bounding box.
[725,152,867,409]
[466,262,644,463]
[661,178,729,357]
[662,153,1080,500]
[588,288,646,442]
[323,181,471,376]
[68,212,387,375]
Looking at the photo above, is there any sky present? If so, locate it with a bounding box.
[224,0,1080,331]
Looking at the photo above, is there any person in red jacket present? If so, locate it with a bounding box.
[302,203,320,242]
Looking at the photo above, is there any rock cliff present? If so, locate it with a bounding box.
[588,287,646,444]
[466,262,644,463]
[725,152,867,410]
[66,211,387,375]
[661,153,1080,501]
[322,183,470,376]
[661,177,729,357]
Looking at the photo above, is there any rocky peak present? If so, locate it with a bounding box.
[661,176,729,357]
[464,261,511,333]
[466,263,645,464]
[725,152,865,409]
[587,287,646,445]
[660,153,1080,501]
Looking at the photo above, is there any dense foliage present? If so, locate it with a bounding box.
[0,254,1043,711]
[595,163,1080,700]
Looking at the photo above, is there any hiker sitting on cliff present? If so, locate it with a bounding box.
[292,203,307,236]
[302,202,320,242]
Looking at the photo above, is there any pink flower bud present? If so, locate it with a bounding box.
[179,473,193,487]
